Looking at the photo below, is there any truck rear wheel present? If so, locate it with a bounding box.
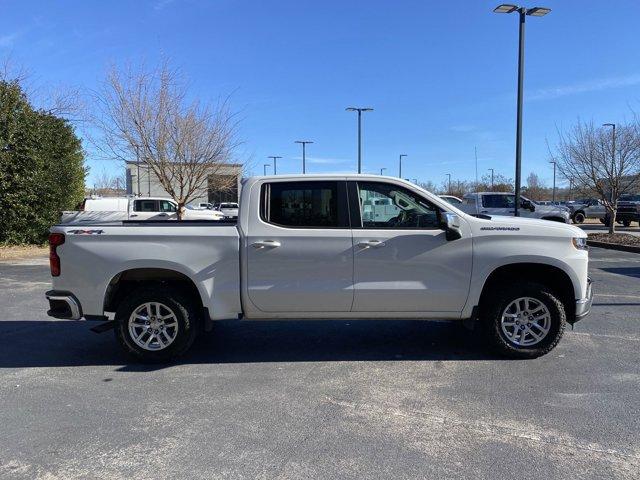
[483,282,566,359]
[114,286,200,362]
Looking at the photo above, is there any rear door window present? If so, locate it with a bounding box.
[482,195,514,209]
[134,200,159,212]
[261,181,348,228]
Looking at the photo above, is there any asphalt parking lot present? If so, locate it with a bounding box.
[0,248,638,480]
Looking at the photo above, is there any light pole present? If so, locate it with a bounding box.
[488,168,495,190]
[263,164,270,175]
[549,161,556,203]
[603,123,616,204]
[380,167,387,176]
[398,154,407,178]
[446,173,451,194]
[494,4,551,216]
[294,140,313,174]
[268,156,282,175]
[134,144,141,196]
[346,107,373,173]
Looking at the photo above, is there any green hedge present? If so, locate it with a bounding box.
[0,80,86,244]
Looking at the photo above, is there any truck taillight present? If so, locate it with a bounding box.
[49,233,65,277]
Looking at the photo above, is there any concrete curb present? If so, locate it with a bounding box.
[587,240,640,254]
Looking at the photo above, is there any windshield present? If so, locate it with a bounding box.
[620,195,640,202]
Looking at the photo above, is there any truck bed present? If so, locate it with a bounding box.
[50,222,242,320]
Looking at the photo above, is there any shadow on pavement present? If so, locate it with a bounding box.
[600,267,640,279]
[0,319,501,370]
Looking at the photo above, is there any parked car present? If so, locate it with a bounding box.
[214,202,239,219]
[567,198,606,224]
[46,175,592,361]
[611,194,640,227]
[61,197,225,223]
[439,195,463,206]
[461,192,571,223]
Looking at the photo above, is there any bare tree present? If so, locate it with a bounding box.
[549,120,640,233]
[94,62,240,218]
[522,172,550,201]
[91,168,127,196]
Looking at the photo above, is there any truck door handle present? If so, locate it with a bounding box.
[130,214,138,217]
[480,210,489,213]
[158,213,168,217]
[358,240,386,248]
[252,240,281,249]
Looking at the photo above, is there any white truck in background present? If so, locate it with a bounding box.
[61,197,225,224]
[46,175,592,362]
[461,192,571,223]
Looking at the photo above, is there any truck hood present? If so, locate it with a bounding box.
[473,214,585,238]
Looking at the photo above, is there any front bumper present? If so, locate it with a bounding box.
[574,277,593,322]
[45,290,82,320]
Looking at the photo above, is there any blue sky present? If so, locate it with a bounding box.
[2,0,640,188]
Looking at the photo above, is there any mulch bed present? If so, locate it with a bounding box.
[588,233,640,246]
[587,233,640,253]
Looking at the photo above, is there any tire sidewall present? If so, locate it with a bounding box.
[115,288,199,362]
[573,212,585,224]
[485,284,566,358]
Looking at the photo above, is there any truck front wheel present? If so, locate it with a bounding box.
[114,286,200,362]
[483,282,566,359]
[572,211,585,224]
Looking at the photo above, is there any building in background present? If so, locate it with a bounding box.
[125,161,243,205]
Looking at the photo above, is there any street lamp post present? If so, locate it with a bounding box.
[549,161,557,203]
[494,4,551,216]
[488,168,495,190]
[294,140,313,174]
[380,168,387,176]
[603,123,616,204]
[268,156,282,175]
[346,107,373,173]
[134,144,141,196]
[446,173,451,194]
[263,164,270,175]
[398,154,407,178]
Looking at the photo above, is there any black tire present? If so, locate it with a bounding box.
[622,220,632,227]
[114,285,200,362]
[600,216,608,225]
[572,211,585,224]
[482,282,566,359]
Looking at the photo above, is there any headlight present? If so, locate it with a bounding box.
[572,237,588,250]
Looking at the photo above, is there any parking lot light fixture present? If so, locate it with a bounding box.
[346,107,373,173]
[399,154,407,178]
[263,164,270,175]
[268,156,282,175]
[380,167,387,176]
[294,141,313,174]
[493,3,551,216]
[446,173,452,194]
[494,4,519,13]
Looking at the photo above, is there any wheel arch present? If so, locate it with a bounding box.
[478,263,575,319]
[104,268,206,317]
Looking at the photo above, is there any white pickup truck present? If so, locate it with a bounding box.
[46,175,592,361]
[61,197,225,224]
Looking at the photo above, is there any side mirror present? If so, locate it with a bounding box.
[522,200,535,212]
[442,212,462,241]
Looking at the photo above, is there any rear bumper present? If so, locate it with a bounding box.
[45,290,82,320]
[574,278,593,322]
